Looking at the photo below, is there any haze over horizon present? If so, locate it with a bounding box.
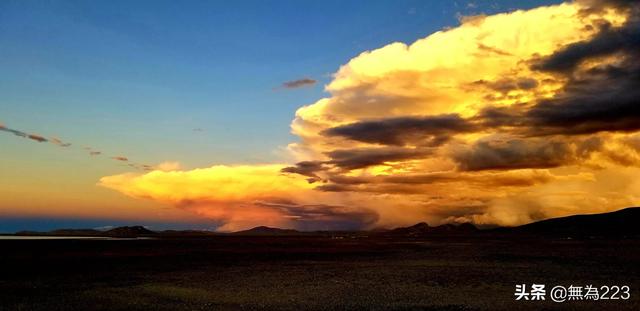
[2,0,639,232]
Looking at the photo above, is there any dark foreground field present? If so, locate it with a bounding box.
[1,236,639,310]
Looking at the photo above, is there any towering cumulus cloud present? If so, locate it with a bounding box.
[100,165,377,231]
[101,0,640,230]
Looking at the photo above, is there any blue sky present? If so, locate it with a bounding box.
[1,0,562,166]
[0,0,563,231]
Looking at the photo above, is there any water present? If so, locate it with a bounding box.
[0,236,154,240]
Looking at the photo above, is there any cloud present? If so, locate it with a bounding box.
[281,161,325,182]
[280,147,433,183]
[281,78,317,89]
[525,24,640,135]
[1,123,51,144]
[456,13,487,25]
[102,0,640,229]
[322,115,476,146]
[0,125,27,138]
[451,137,597,171]
[253,201,378,231]
[475,43,513,57]
[50,137,71,147]
[533,24,639,73]
[156,161,182,171]
[316,169,574,196]
[84,146,102,156]
[472,77,538,93]
[26,134,47,143]
[2,122,161,177]
[99,164,376,231]
[0,122,77,148]
[326,147,432,170]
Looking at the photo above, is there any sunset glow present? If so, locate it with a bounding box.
[2,0,639,231]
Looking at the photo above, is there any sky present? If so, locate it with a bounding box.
[2,0,638,232]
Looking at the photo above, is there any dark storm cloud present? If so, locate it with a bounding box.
[474,105,527,128]
[453,139,575,171]
[255,201,378,231]
[322,114,476,146]
[576,0,638,15]
[318,21,640,172]
[476,78,640,136]
[326,147,432,170]
[360,171,552,187]
[472,77,539,93]
[467,14,640,137]
[313,183,353,192]
[281,161,325,182]
[281,147,432,181]
[452,136,607,171]
[314,183,430,195]
[533,18,640,73]
[317,170,557,195]
[281,78,317,89]
[326,175,373,185]
[526,15,640,135]
[475,67,640,136]
[297,28,639,172]
[526,81,640,135]
[382,173,458,185]
[320,172,457,189]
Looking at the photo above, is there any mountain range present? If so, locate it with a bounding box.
[9,207,640,238]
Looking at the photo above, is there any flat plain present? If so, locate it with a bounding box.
[1,235,639,310]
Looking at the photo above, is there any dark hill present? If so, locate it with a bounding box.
[503,207,640,237]
[232,226,300,236]
[156,230,219,237]
[9,207,640,238]
[104,226,155,237]
[386,222,478,236]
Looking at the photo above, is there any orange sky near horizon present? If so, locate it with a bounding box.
[2,0,640,231]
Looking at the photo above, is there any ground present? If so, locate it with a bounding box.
[0,236,639,310]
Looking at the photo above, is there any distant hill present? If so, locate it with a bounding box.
[232,226,300,236]
[384,222,478,237]
[104,226,155,237]
[156,230,219,237]
[15,226,155,238]
[9,207,640,238]
[500,207,640,237]
[16,229,102,236]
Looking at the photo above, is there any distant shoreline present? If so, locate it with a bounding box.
[0,236,155,240]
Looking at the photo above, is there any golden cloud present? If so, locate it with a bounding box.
[99,165,378,231]
[101,0,640,230]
